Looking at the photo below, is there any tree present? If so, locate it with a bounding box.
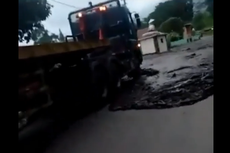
[33,31,59,45]
[32,28,65,45]
[31,25,46,42]
[147,0,193,28]
[192,13,205,30]
[205,0,213,17]
[18,0,52,43]
[140,18,149,29]
[58,29,65,42]
[159,17,184,35]
[192,12,213,30]
[31,27,58,45]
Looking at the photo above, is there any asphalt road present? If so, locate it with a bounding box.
[45,96,213,153]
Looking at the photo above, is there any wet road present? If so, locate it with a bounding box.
[45,96,213,153]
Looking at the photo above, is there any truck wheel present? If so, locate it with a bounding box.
[108,61,122,91]
[91,62,110,100]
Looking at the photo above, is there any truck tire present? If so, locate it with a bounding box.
[90,61,110,100]
[107,60,122,90]
[91,59,122,101]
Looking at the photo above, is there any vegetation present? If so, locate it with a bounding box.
[192,12,213,30]
[147,0,193,28]
[205,0,213,17]
[58,29,65,42]
[159,17,184,35]
[140,18,149,29]
[141,0,213,43]
[18,0,52,43]
[32,27,65,45]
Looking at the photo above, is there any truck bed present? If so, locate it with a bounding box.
[19,40,110,60]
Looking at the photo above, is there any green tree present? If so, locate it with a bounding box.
[159,17,184,35]
[148,0,193,28]
[31,27,58,45]
[140,18,149,29]
[33,32,59,45]
[205,0,213,17]
[18,0,52,43]
[31,25,46,41]
[32,28,66,45]
[193,13,205,30]
[58,29,65,42]
[192,12,213,30]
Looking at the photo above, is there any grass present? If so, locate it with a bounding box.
[196,27,213,36]
[170,35,201,48]
[204,31,213,36]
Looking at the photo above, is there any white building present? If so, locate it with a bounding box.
[138,19,168,55]
[139,31,168,55]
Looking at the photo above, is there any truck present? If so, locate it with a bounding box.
[18,0,143,129]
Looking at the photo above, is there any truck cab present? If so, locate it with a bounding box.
[67,0,141,42]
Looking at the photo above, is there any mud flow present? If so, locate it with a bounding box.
[110,37,214,111]
[110,65,213,111]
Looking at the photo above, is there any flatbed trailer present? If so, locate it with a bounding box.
[19,39,110,59]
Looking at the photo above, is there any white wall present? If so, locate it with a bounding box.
[140,38,156,55]
[157,36,168,53]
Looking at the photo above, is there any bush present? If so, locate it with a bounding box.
[159,17,184,35]
[167,32,182,42]
[170,36,179,42]
[192,12,213,30]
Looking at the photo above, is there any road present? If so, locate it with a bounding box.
[45,96,213,153]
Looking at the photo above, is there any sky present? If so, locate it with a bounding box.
[19,0,163,46]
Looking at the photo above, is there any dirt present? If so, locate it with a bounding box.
[109,36,213,111]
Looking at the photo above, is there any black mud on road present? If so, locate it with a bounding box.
[109,36,214,111]
[110,65,213,111]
